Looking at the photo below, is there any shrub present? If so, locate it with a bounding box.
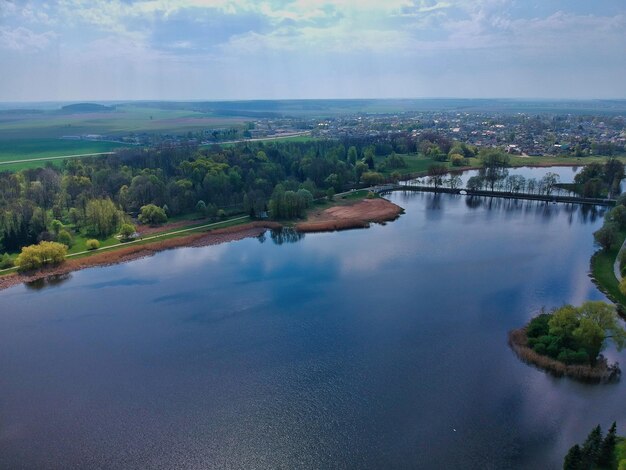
[15,241,67,272]
[57,229,73,248]
[0,253,14,269]
[119,223,136,241]
[450,154,465,167]
[217,209,226,220]
[86,239,100,250]
[138,204,167,226]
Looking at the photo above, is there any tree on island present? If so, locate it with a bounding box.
[526,301,626,366]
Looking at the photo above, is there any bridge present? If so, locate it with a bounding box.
[373,184,616,207]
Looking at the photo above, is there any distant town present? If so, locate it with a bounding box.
[61,108,626,158]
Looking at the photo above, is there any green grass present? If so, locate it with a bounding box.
[590,229,626,308]
[67,233,120,255]
[0,106,247,140]
[0,138,123,163]
[508,154,626,167]
[374,153,481,177]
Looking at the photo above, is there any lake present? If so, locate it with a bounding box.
[0,170,624,469]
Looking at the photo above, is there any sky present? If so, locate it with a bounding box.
[0,0,625,102]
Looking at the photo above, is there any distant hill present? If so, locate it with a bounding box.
[60,103,115,113]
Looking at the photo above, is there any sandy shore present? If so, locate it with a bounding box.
[296,198,404,233]
[0,221,282,292]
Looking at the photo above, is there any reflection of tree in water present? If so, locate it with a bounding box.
[462,195,605,224]
[270,227,305,245]
[25,273,72,291]
[257,232,267,244]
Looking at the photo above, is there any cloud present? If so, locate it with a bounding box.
[0,0,625,100]
[0,26,56,52]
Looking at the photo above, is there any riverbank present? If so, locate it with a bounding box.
[296,198,404,232]
[0,197,405,291]
[0,221,282,292]
[508,328,621,383]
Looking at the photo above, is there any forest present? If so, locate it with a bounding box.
[0,135,459,261]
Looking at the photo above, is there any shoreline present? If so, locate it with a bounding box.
[508,327,621,384]
[0,221,282,292]
[296,198,404,233]
[0,197,404,292]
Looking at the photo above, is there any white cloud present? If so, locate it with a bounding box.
[0,26,56,52]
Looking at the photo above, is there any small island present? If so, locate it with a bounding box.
[509,301,626,383]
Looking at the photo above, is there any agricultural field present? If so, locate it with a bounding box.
[0,104,246,140]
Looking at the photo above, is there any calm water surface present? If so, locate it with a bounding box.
[1,183,624,469]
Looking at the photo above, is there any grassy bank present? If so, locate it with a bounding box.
[590,229,626,309]
[0,215,254,277]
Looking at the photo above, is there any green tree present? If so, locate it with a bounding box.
[581,425,603,467]
[609,205,626,230]
[119,223,136,241]
[597,422,617,468]
[15,241,67,272]
[361,171,385,186]
[85,198,123,237]
[138,204,168,226]
[50,219,63,235]
[427,164,448,189]
[57,229,73,248]
[196,200,207,215]
[594,223,618,251]
[563,444,584,470]
[347,146,358,165]
[363,148,375,169]
[0,253,13,269]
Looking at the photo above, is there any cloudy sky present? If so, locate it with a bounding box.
[0,0,625,101]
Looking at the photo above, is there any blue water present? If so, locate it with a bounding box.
[0,189,623,469]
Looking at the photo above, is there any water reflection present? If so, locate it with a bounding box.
[25,273,72,291]
[270,227,305,245]
[396,189,606,225]
[0,169,622,470]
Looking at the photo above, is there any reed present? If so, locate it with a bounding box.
[508,328,621,384]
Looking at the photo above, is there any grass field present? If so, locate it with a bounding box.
[0,105,246,140]
[0,138,122,163]
[590,229,626,308]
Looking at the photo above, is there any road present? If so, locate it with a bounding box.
[0,152,117,166]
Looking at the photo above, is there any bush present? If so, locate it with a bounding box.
[450,154,465,167]
[119,223,136,241]
[138,204,167,226]
[15,241,67,272]
[0,253,14,269]
[217,209,226,220]
[86,239,100,250]
[57,229,73,248]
